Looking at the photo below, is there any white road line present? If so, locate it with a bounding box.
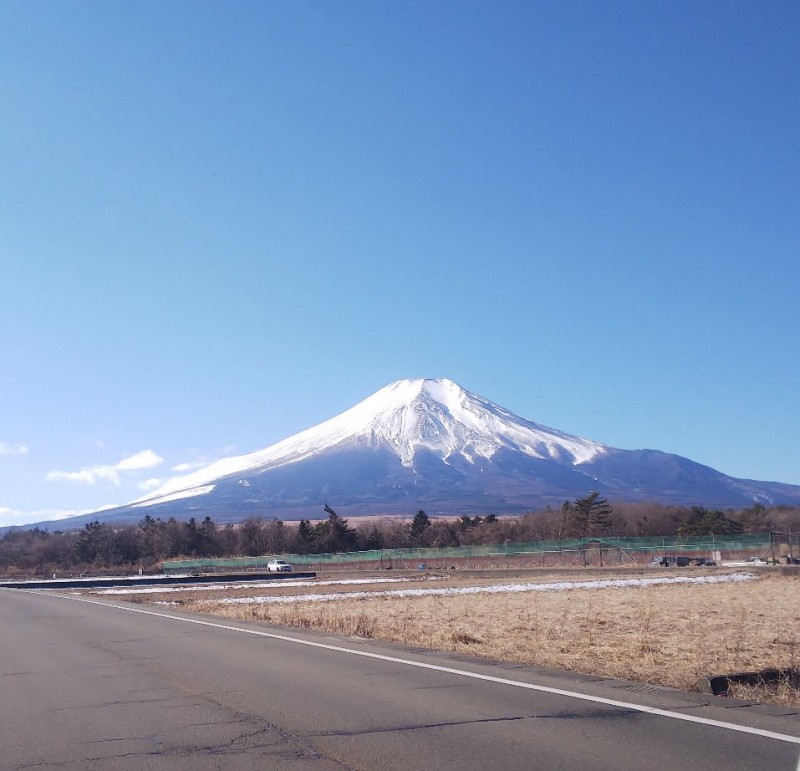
[34,591,800,747]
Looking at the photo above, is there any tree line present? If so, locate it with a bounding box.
[2,498,799,576]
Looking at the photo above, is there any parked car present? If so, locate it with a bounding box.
[267,559,292,573]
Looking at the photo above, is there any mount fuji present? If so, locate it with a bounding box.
[64,378,800,526]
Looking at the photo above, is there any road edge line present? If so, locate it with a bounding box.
[30,590,800,747]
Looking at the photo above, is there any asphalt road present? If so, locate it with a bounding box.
[1,589,798,770]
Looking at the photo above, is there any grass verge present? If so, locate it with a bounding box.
[128,570,800,707]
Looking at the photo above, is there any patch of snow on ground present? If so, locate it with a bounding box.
[218,572,756,605]
[92,577,416,595]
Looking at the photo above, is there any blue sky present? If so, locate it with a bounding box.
[2,1,798,527]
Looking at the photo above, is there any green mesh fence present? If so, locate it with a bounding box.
[162,532,772,573]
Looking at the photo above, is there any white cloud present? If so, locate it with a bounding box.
[138,478,163,491]
[47,449,164,487]
[115,449,163,472]
[171,460,209,472]
[47,467,120,485]
[0,442,29,456]
[172,444,239,473]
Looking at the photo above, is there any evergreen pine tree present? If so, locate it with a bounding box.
[408,510,431,546]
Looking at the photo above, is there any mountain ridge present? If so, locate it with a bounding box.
[131,378,606,509]
[31,378,800,528]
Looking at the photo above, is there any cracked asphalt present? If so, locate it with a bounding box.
[1,589,798,770]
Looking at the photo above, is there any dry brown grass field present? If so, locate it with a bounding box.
[100,568,800,707]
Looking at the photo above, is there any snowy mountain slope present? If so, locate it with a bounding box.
[131,378,606,509]
[46,377,800,527]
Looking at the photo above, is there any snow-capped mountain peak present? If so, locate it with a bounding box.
[353,378,604,467]
[133,378,605,508]
[44,376,799,530]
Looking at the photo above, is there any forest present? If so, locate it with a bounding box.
[2,498,799,577]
